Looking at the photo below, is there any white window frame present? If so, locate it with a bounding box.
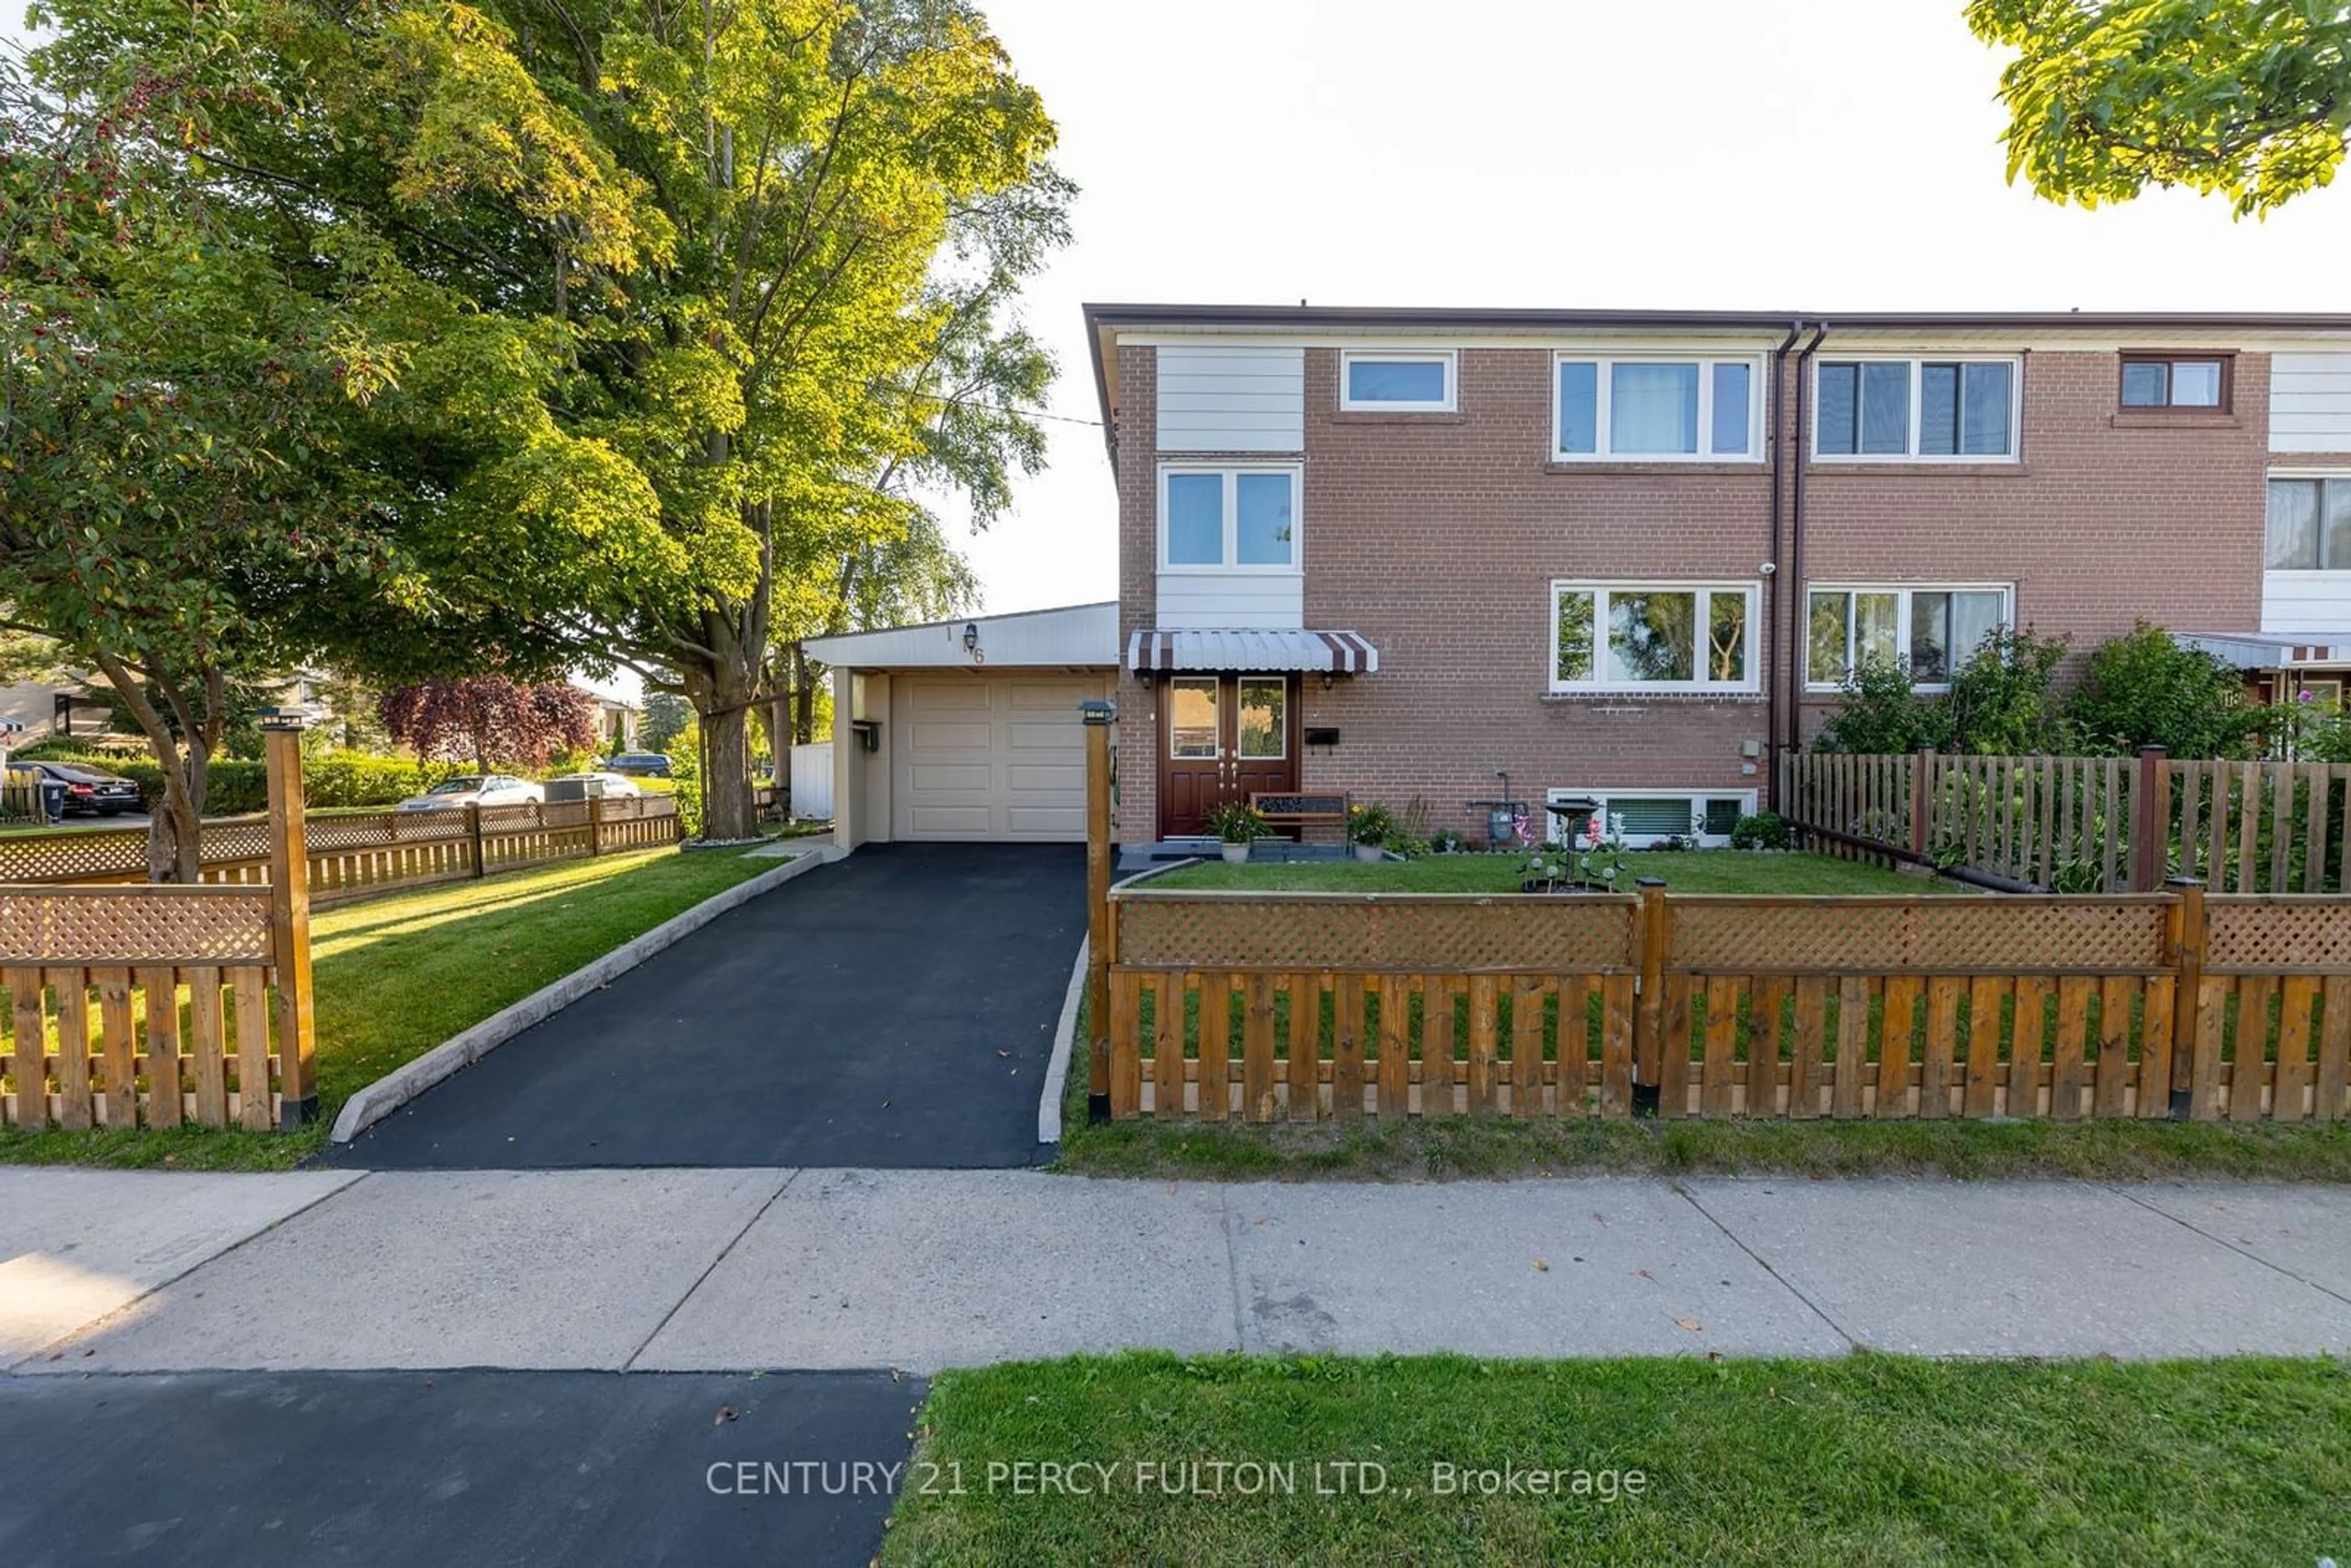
[2265,471,2351,572]
[1156,462,1305,574]
[1810,355,2023,463]
[1804,582,2014,692]
[1551,351,1765,463]
[1549,580,1762,695]
[1339,349,1457,413]
[1545,787,1757,849]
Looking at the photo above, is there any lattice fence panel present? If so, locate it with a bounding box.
[1667,896,2168,972]
[0,889,273,963]
[2205,898,2351,972]
[1114,893,1639,971]
[304,811,470,851]
[0,827,149,883]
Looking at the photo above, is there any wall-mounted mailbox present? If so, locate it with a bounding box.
[1304,726,1340,748]
[850,718,882,754]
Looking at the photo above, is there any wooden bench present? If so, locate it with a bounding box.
[1250,790,1351,842]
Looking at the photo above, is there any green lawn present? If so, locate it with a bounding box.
[883,1352,2351,1567]
[0,846,780,1170]
[1149,850,1954,895]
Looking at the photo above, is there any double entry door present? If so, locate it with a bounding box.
[1157,673,1299,839]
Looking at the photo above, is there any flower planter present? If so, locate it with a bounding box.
[1220,841,1251,864]
[1354,843,1385,863]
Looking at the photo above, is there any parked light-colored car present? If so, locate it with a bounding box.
[394,774,544,812]
[546,770,643,798]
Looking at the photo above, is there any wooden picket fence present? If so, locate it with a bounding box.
[1102,882,2351,1123]
[1779,748,2351,896]
[0,795,681,904]
[2,724,317,1132]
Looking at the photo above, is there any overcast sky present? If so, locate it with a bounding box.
[15,0,2351,632]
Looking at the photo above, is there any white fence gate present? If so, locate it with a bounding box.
[788,742,834,819]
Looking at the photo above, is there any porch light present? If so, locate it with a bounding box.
[962,621,980,655]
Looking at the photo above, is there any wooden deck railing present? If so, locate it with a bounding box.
[1103,881,2351,1124]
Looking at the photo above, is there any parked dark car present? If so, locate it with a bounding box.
[23,760,144,816]
[601,751,675,779]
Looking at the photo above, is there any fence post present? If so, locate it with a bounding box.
[2166,876,2205,1119]
[1908,747,1933,860]
[2131,746,2170,891]
[1082,699,1116,1124]
[261,716,317,1127]
[587,793,604,856]
[468,803,487,878]
[1632,878,1668,1116]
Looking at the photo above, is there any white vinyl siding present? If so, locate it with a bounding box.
[1153,571,1305,630]
[2270,353,2351,453]
[1155,345,1305,452]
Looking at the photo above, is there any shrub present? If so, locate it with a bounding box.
[1813,656,1951,754]
[1946,625,2072,754]
[1204,801,1270,844]
[1730,811,1793,850]
[2070,623,2260,759]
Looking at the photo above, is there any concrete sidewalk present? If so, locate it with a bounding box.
[7,1168,2350,1373]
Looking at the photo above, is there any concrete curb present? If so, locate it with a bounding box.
[1037,865,1174,1146]
[329,846,846,1145]
[1037,939,1087,1146]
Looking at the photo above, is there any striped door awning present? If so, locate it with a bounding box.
[1125,628,1381,674]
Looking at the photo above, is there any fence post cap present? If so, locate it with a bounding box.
[1635,876,1667,890]
[2164,876,2205,889]
[2139,744,2169,757]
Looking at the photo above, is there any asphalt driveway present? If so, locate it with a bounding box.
[330,843,1085,1169]
[0,1371,918,1567]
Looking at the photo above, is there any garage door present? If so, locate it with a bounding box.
[891,675,1098,841]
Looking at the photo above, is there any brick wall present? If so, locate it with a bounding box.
[1114,337,2301,843]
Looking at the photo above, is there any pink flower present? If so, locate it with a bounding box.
[1588,814,1603,842]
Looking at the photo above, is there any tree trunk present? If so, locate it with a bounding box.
[702,701,755,839]
[771,693,793,809]
[91,650,209,882]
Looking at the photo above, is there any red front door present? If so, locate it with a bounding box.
[1157,674,1299,838]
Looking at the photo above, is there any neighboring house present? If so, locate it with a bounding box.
[1075,302,2351,849]
[0,680,129,747]
[593,696,641,754]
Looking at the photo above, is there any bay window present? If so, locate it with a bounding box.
[1554,353,1761,461]
[1807,585,2010,688]
[1552,581,1759,693]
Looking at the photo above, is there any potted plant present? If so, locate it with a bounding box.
[1348,801,1394,862]
[1204,801,1269,863]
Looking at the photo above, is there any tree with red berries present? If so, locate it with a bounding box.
[378,677,598,772]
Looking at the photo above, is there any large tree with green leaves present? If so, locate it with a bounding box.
[1968,0,2351,216]
[35,0,1070,841]
[0,43,406,877]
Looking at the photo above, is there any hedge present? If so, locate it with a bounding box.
[23,751,464,813]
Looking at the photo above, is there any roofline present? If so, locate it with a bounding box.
[1081,301,2351,443]
[802,600,1116,653]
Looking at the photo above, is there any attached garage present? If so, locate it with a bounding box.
[803,603,1117,850]
[893,675,1096,841]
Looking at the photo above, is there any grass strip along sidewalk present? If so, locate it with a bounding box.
[0,847,778,1171]
[882,1351,2351,1567]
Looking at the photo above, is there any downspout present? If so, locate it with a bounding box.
[1786,323,1830,760]
[1764,321,1802,792]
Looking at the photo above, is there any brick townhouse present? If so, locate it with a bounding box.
[811,303,2351,854]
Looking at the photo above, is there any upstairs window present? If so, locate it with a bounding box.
[1807,584,2009,689]
[1551,581,1758,693]
[1554,354,1760,461]
[2121,354,2228,411]
[1160,466,1300,570]
[2268,476,2351,571]
[1815,358,2018,460]
[1340,350,1455,411]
